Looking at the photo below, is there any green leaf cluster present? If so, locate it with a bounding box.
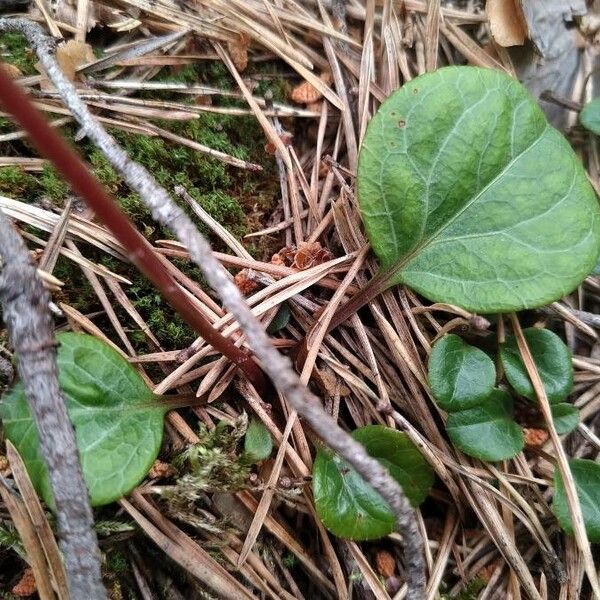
[429,334,523,460]
[312,425,434,540]
[428,331,598,542]
[428,329,578,461]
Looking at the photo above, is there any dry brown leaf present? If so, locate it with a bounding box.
[148,459,176,480]
[56,40,96,81]
[375,550,397,578]
[523,427,549,446]
[271,246,296,267]
[12,569,36,598]
[292,242,333,270]
[227,33,250,73]
[264,131,293,155]
[487,0,528,47]
[290,72,333,105]
[234,269,259,295]
[0,62,22,79]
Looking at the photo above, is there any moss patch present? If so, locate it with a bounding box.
[0,59,285,353]
[0,33,37,75]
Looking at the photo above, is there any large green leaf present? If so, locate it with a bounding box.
[428,334,495,411]
[0,333,165,507]
[446,389,523,461]
[580,98,600,136]
[553,459,600,542]
[500,328,573,404]
[358,66,600,313]
[312,425,434,540]
[550,403,579,435]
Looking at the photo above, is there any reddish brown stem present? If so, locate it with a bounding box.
[0,68,264,391]
[325,269,390,334]
[293,270,389,371]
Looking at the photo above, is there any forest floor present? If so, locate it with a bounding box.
[0,1,599,599]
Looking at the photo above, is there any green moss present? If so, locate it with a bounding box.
[39,165,69,203]
[0,166,38,199]
[129,273,196,348]
[0,117,16,134]
[89,148,120,192]
[0,60,281,358]
[104,548,129,575]
[0,33,36,75]
[440,578,486,600]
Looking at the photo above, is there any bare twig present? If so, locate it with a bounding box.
[0,210,106,599]
[0,17,426,597]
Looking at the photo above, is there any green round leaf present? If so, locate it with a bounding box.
[312,425,434,540]
[0,333,165,507]
[553,459,600,542]
[243,418,273,462]
[580,98,600,136]
[446,389,524,461]
[358,66,600,313]
[500,328,573,404]
[550,403,579,435]
[266,303,291,334]
[428,334,495,411]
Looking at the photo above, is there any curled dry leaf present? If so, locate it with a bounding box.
[290,72,333,104]
[148,459,176,480]
[271,245,296,267]
[523,427,549,446]
[227,33,250,72]
[487,0,528,47]
[0,62,22,79]
[56,40,96,81]
[271,242,333,270]
[375,550,397,578]
[234,269,259,295]
[293,242,333,270]
[12,569,36,598]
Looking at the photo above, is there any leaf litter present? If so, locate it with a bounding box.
[0,0,600,598]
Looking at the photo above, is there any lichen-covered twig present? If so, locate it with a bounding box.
[0,18,426,597]
[0,210,106,599]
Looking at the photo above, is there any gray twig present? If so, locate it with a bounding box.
[0,18,426,597]
[0,210,105,599]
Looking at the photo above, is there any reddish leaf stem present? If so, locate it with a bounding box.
[0,67,264,390]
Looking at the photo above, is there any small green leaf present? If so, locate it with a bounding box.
[243,418,273,462]
[428,334,495,411]
[580,98,600,136]
[312,425,434,540]
[358,66,600,313]
[0,333,165,507]
[446,389,524,461]
[500,328,573,404]
[551,403,579,435]
[267,303,291,334]
[553,459,600,542]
